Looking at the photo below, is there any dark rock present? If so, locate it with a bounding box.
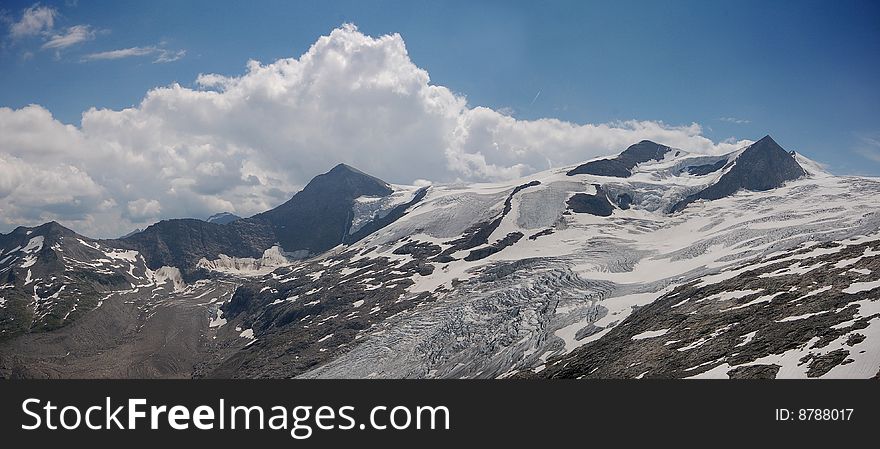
[393,241,442,259]
[846,333,866,346]
[616,193,633,210]
[567,140,671,178]
[574,324,604,341]
[727,364,780,379]
[464,232,523,261]
[566,159,631,177]
[567,186,614,217]
[804,349,849,378]
[616,140,673,168]
[685,158,728,176]
[528,229,554,240]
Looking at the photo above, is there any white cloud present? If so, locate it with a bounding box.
[0,24,751,238]
[41,24,94,49]
[154,48,185,63]
[83,45,186,63]
[126,199,162,220]
[83,46,156,60]
[8,4,57,39]
[719,116,751,124]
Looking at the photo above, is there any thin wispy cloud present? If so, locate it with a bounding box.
[8,4,57,39]
[719,117,751,124]
[855,137,880,163]
[41,24,94,49]
[154,48,185,63]
[83,46,156,60]
[83,45,186,63]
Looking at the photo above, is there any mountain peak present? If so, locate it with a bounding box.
[671,135,806,212]
[751,134,781,149]
[567,140,672,178]
[304,163,392,197]
[30,221,76,237]
[619,140,671,164]
[330,162,359,173]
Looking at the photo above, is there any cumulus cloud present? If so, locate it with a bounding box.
[83,45,186,63]
[8,4,57,39]
[0,24,750,238]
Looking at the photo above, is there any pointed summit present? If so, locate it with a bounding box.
[303,163,392,198]
[671,135,806,212]
[256,163,394,254]
[749,135,783,151]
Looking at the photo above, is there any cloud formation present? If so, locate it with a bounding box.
[8,4,57,39]
[6,3,93,55]
[41,24,94,49]
[0,24,751,238]
[83,45,186,63]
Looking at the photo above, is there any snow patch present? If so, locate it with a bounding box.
[842,279,880,294]
[631,328,671,340]
[152,266,186,292]
[197,246,291,275]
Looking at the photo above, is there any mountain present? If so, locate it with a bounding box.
[206,212,241,225]
[0,221,160,337]
[566,140,674,177]
[2,136,879,379]
[670,135,806,212]
[253,163,395,253]
[111,218,276,280]
[108,163,427,280]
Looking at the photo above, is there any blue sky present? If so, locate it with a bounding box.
[2,0,879,173]
[0,1,879,236]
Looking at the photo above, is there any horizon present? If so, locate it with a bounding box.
[1,1,878,238]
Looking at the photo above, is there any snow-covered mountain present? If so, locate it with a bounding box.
[2,136,878,379]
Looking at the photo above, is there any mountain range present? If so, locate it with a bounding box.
[1,135,878,379]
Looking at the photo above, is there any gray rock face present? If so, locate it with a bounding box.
[671,135,806,212]
[685,158,728,176]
